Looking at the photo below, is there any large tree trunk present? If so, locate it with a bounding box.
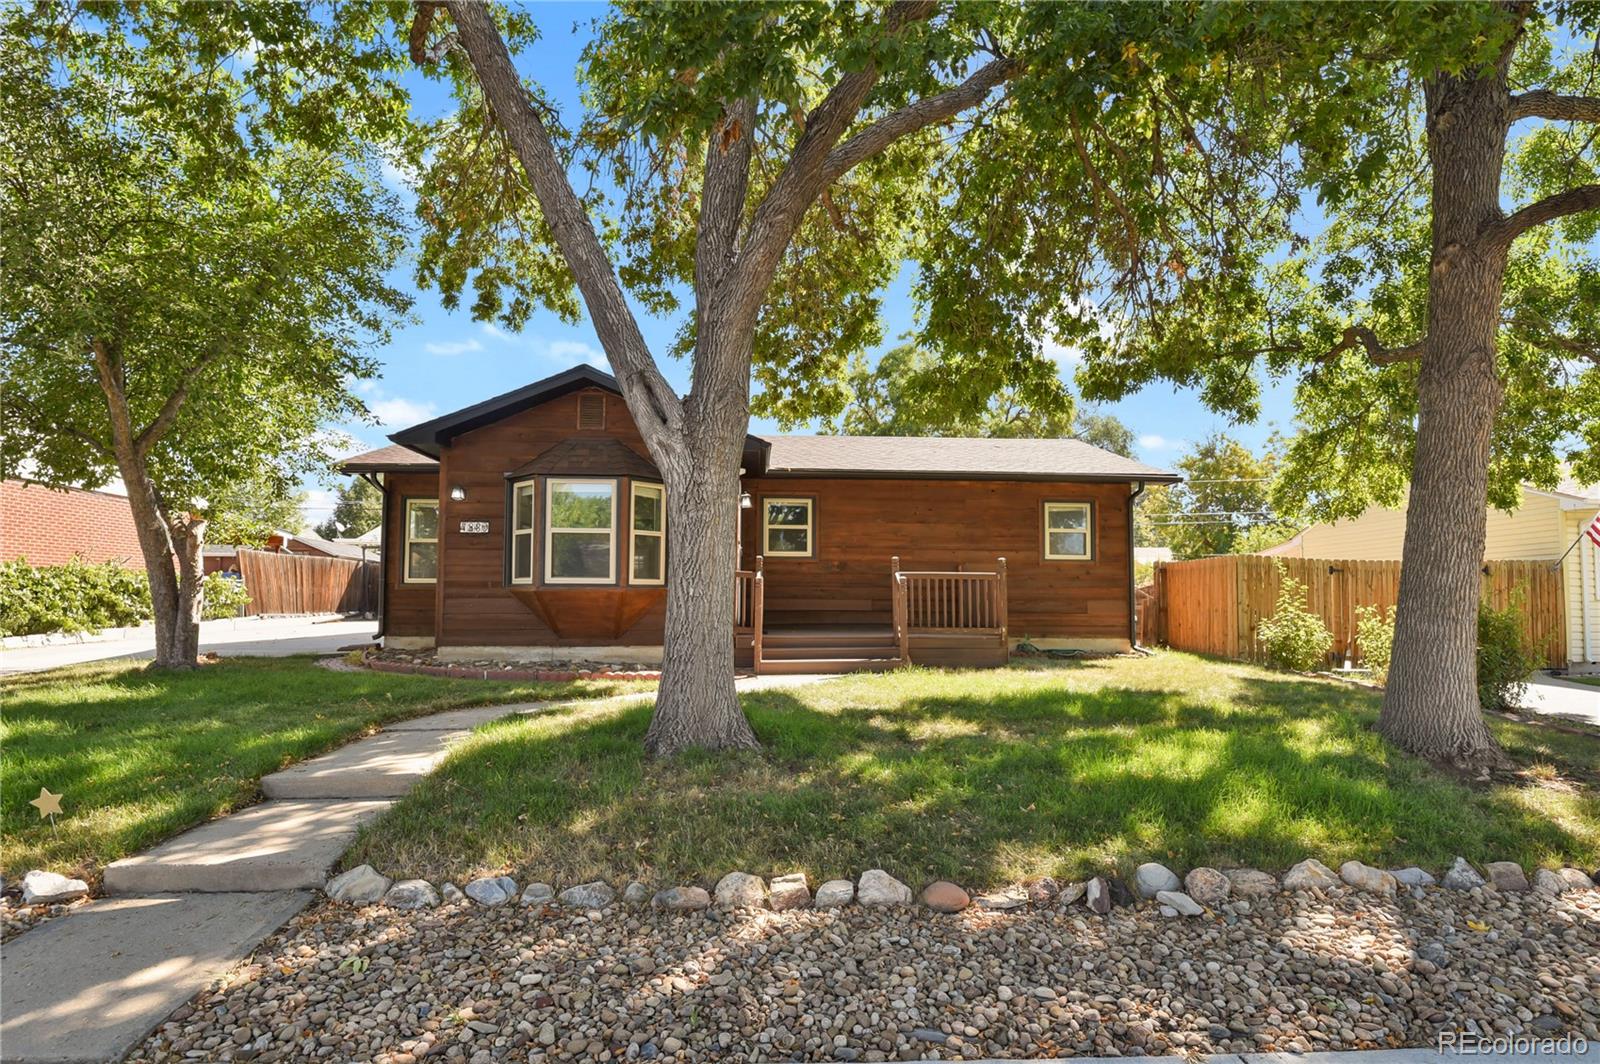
[1378,66,1510,765]
[644,420,759,758]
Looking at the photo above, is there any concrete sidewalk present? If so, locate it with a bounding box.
[1,679,834,1063]
[0,615,378,675]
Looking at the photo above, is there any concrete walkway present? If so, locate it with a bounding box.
[0,615,378,675]
[1518,673,1600,728]
[0,677,824,1063]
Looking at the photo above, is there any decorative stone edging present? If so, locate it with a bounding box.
[323,856,1599,916]
[361,652,660,683]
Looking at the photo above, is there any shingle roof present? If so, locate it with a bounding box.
[756,435,1179,482]
[338,443,438,473]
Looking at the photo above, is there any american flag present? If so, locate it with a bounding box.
[1588,511,1600,548]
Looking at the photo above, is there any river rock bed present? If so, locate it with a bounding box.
[129,884,1598,1063]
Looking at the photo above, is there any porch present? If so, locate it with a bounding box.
[734,556,1010,674]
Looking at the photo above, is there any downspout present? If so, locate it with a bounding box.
[1128,480,1146,653]
[361,472,387,641]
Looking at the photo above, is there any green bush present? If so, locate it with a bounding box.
[201,571,252,619]
[1354,604,1396,686]
[1258,565,1334,672]
[1477,592,1541,711]
[0,557,153,636]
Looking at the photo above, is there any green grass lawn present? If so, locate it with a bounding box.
[1566,675,1600,688]
[1,658,651,880]
[349,654,1600,890]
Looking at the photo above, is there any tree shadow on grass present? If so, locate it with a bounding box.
[350,668,1597,889]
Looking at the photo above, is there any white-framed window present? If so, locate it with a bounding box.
[763,497,814,557]
[1043,501,1092,560]
[630,481,666,585]
[545,478,616,583]
[510,480,536,584]
[403,498,440,583]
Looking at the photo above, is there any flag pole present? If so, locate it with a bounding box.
[1550,515,1599,572]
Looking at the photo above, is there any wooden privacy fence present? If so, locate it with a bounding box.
[1143,555,1566,668]
[235,548,379,616]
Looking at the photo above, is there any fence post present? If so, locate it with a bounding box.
[995,556,1008,650]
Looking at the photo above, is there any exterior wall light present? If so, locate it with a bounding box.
[740,492,753,510]
[449,485,467,502]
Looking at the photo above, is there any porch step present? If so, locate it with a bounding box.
[761,644,900,660]
[756,656,902,675]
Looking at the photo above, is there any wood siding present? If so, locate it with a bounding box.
[384,471,440,637]
[740,476,1134,644]
[384,388,1141,651]
[1271,488,1567,560]
[431,388,667,648]
[1562,509,1600,665]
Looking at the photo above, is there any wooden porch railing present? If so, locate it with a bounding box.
[891,556,1008,664]
[733,556,765,671]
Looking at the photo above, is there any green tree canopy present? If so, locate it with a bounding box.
[0,3,410,665]
[1138,434,1298,559]
[315,478,383,542]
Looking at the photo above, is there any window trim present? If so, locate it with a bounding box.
[543,477,618,585]
[509,479,537,585]
[629,480,666,586]
[1042,500,1094,561]
[402,497,440,584]
[762,496,815,558]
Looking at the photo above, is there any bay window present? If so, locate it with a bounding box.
[510,480,536,584]
[545,479,616,583]
[630,482,665,585]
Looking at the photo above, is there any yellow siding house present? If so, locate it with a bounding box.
[1261,479,1600,668]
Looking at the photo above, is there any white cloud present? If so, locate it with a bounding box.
[370,397,438,428]
[1042,338,1083,365]
[1138,434,1180,451]
[546,339,606,367]
[481,322,513,342]
[300,487,338,527]
[424,338,483,356]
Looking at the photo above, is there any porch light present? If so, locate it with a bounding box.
[449,485,467,502]
[739,492,752,510]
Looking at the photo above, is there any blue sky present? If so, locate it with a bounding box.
[308,3,1298,524]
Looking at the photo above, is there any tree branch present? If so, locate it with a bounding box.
[133,346,229,457]
[714,1,937,344]
[438,0,682,444]
[819,55,1017,184]
[1508,89,1600,124]
[1325,325,1425,366]
[695,96,755,298]
[1481,183,1600,250]
[408,2,458,65]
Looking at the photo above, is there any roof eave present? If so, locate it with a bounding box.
[758,468,1182,484]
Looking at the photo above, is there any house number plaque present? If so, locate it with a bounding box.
[459,520,490,534]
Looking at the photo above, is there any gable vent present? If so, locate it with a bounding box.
[577,393,606,430]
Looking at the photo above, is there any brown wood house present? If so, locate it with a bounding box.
[340,365,1179,674]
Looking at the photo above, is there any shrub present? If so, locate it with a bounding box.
[1477,592,1541,711]
[0,557,153,636]
[1354,604,1396,686]
[200,571,252,619]
[1257,565,1334,672]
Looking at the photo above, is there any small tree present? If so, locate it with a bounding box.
[1138,435,1297,558]
[0,6,408,667]
[1476,593,1541,712]
[1355,604,1397,686]
[1257,565,1333,673]
[315,478,383,541]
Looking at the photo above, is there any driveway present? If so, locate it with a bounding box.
[0,615,377,675]
[1516,672,1600,728]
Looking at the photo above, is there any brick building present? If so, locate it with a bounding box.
[1,479,144,567]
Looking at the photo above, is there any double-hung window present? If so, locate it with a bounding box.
[510,480,536,584]
[545,479,616,583]
[1043,501,1092,560]
[630,482,666,585]
[403,498,439,583]
[763,497,813,557]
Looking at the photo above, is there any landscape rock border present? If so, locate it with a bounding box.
[323,856,1597,917]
